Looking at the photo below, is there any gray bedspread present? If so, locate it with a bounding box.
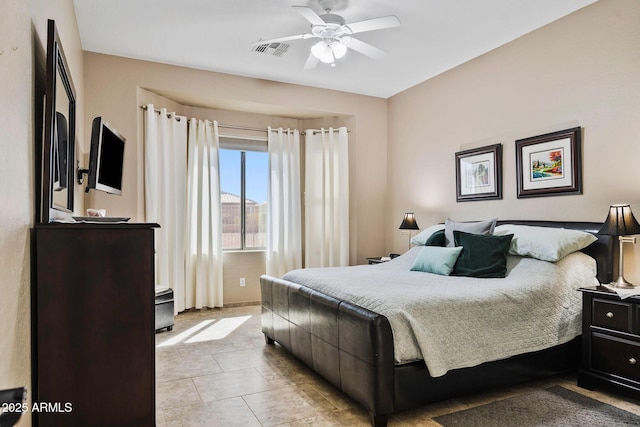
[282,247,597,377]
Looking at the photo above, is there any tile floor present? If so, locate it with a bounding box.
[155,304,640,426]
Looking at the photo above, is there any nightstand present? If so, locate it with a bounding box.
[578,285,640,399]
[367,254,400,264]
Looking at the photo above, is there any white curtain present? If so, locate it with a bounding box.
[304,127,349,268]
[185,119,224,308]
[266,127,302,277]
[144,105,187,314]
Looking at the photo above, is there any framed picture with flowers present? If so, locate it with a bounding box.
[515,127,582,198]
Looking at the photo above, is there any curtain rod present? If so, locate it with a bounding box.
[141,105,269,133]
[141,104,183,122]
[140,105,349,134]
[306,128,350,135]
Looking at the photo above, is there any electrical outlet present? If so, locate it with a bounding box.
[240,277,246,287]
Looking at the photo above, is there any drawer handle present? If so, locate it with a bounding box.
[630,358,637,365]
[606,312,614,319]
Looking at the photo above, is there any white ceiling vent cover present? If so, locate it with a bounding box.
[251,42,290,57]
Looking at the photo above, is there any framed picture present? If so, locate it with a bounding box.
[455,143,502,202]
[515,127,582,198]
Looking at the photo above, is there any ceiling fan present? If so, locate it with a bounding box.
[251,0,400,69]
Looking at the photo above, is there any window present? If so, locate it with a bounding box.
[219,143,268,250]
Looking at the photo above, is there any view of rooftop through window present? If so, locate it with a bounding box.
[219,149,268,250]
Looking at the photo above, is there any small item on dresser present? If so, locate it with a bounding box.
[72,216,130,223]
[86,208,106,217]
[603,283,640,299]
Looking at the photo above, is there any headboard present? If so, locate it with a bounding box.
[497,220,614,284]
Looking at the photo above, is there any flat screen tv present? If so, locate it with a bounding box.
[87,117,125,195]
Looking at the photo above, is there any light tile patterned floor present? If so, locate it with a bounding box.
[155,305,640,426]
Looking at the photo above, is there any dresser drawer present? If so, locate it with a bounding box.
[592,332,640,383]
[592,298,632,332]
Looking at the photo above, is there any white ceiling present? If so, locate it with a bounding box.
[73,0,597,99]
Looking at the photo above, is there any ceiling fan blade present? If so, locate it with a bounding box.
[340,36,388,59]
[251,33,314,46]
[346,15,400,34]
[292,6,326,26]
[303,52,320,70]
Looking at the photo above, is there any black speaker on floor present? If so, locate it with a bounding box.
[155,287,174,332]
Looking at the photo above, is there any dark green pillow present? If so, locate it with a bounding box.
[424,229,446,247]
[452,230,514,278]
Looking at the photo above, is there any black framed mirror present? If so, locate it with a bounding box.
[41,19,76,223]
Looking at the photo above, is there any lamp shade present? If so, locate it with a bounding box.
[598,204,640,236]
[399,213,419,230]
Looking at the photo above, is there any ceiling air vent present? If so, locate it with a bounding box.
[251,42,291,57]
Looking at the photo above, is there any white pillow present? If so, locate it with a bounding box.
[410,224,445,246]
[493,224,598,262]
[444,218,497,247]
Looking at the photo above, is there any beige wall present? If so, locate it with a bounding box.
[387,0,640,282]
[1,0,84,422]
[83,53,388,304]
[222,251,265,304]
[0,0,34,412]
[4,1,638,411]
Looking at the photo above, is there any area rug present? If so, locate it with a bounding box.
[434,386,640,426]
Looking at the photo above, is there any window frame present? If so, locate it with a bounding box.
[219,135,267,252]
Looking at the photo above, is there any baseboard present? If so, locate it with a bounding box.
[223,300,261,308]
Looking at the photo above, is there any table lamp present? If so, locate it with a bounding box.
[598,204,640,288]
[399,212,419,250]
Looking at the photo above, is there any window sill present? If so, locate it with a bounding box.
[223,249,266,254]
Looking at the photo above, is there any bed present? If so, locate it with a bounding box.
[260,220,614,426]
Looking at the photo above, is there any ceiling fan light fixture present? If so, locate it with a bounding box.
[254,3,401,69]
[311,40,335,63]
[331,40,347,59]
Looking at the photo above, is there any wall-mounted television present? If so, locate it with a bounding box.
[87,117,125,195]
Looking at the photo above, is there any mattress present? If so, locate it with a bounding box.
[283,247,598,377]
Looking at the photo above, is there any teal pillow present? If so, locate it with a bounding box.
[410,246,463,276]
[452,231,514,278]
[424,229,446,247]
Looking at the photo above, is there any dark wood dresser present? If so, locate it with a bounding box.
[32,223,158,426]
[578,285,640,399]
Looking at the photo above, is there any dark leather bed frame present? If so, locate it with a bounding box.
[260,221,614,426]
